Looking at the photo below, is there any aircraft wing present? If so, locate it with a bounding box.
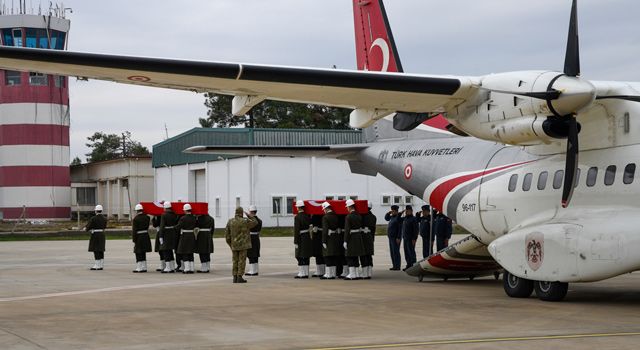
[405,234,501,280]
[0,47,476,115]
[184,144,368,161]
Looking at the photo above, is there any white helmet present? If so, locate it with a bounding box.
[163,201,172,209]
[183,203,192,212]
[321,202,331,210]
[367,201,373,209]
[134,204,143,211]
[295,200,305,208]
[94,204,103,212]
[249,205,257,212]
[345,199,355,207]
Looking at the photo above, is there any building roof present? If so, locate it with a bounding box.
[152,127,363,168]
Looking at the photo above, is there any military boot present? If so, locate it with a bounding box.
[90,260,99,270]
[237,275,247,283]
[156,260,165,272]
[345,267,357,280]
[141,261,148,273]
[133,262,142,273]
[233,275,238,283]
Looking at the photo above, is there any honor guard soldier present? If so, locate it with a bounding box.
[245,205,262,276]
[401,205,419,271]
[225,207,258,283]
[418,205,433,258]
[310,214,326,277]
[176,204,197,274]
[320,202,340,279]
[132,204,152,273]
[384,205,403,271]
[361,201,377,279]
[336,215,348,278]
[344,199,365,280]
[86,205,107,270]
[152,213,164,272]
[294,200,313,279]
[159,202,179,273]
[196,211,215,273]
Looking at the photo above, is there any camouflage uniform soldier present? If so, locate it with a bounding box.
[132,203,152,273]
[86,205,107,270]
[196,212,215,273]
[361,201,377,279]
[293,200,313,279]
[245,205,262,276]
[176,204,197,274]
[320,202,340,279]
[225,207,258,283]
[159,202,179,273]
[344,199,366,280]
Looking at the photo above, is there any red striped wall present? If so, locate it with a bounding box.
[0,166,70,187]
[0,72,69,105]
[0,206,70,219]
[0,124,70,146]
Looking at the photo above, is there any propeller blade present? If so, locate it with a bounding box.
[596,95,640,103]
[564,0,580,77]
[561,117,579,208]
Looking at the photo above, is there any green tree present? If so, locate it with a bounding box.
[70,156,82,166]
[200,93,351,129]
[85,131,150,162]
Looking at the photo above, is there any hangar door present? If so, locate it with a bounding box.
[194,169,206,202]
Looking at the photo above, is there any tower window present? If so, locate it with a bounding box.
[29,72,48,86]
[4,71,21,86]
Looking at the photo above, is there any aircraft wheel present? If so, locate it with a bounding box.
[503,271,533,298]
[534,281,568,302]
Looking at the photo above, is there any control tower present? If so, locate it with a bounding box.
[0,2,71,220]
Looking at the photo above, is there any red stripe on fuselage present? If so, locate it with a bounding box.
[428,254,500,272]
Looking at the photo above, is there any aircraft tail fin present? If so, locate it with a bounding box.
[353,0,403,73]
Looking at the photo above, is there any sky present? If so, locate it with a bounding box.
[12,0,640,160]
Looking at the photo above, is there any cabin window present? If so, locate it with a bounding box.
[604,165,616,186]
[553,170,564,189]
[587,167,598,187]
[623,164,636,185]
[522,173,532,191]
[537,171,548,190]
[508,174,518,192]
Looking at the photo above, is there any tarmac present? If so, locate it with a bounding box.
[2,236,640,350]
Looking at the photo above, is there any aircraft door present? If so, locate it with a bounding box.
[478,148,511,239]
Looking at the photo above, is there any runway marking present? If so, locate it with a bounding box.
[307,332,640,349]
[0,272,290,303]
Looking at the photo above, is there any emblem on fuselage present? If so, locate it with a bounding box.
[404,164,413,180]
[525,232,544,271]
[378,150,389,164]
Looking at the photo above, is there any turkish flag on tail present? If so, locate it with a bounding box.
[353,0,403,73]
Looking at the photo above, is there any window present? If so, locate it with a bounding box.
[235,196,241,208]
[29,72,47,86]
[382,195,391,205]
[404,196,413,205]
[508,174,518,192]
[337,196,346,201]
[272,197,283,215]
[350,195,359,201]
[2,29,14,46]
[624,164,636,185]
[522,173,533,191]
[587,167,598,187]
[4,71,21,86]
[12,29,23,47]
[553,170,564,189]
[286,196,297,215]
[215,198,220,217]
[537,171,548,190]
[76,187,96,206]
[604,165,616,186]
[54,75,65,88]
[393,196,403,205]
[25,28,37,48]
[325,196,334,200]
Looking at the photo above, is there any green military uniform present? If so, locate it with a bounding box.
[344,210,365,280]
[361,210,377,279]
[321,209,341,279]
[225,208,258,283]
[196,214,215,273]
[85,213,107,270]
[176,213,197,273]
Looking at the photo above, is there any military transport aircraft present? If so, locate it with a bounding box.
[1,0,639,301]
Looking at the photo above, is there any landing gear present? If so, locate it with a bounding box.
[494,271,501,280]
[503,271,533,298]
[534,281,568,302]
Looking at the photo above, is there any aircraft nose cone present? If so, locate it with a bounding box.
[549,76,596,116]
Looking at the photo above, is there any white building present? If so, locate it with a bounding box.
[153,128,424,227]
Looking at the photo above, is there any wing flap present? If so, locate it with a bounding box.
[184,144,368,161]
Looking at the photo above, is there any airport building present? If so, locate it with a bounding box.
[0,4,71,220]
[153,128,425,227]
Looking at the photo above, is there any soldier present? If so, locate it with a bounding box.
[344,199,365,280]
[336,215,348,278]
[176,204,197,274]
[225,207,258,283]
[159,202,179,273]
[310,214,326,277]
[320,202,340,279]
[196,211,215,273]
[245,205,262,276]
[132,203,151,273]
[384,205,403,271]
[152,214,164,272]
[293,200,313,279]
[418,205,433,258]
[361,201,377,279]
[401,205,419,271]
[86,204,107,270]
[434,211,453,252]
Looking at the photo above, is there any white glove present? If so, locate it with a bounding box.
[294,244,298,249]
[322,243,327,249]
[343,242,348,250]
[159,238,164,245]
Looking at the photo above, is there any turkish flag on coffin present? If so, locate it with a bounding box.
[292,200,369,216]
[140,202,209,216]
